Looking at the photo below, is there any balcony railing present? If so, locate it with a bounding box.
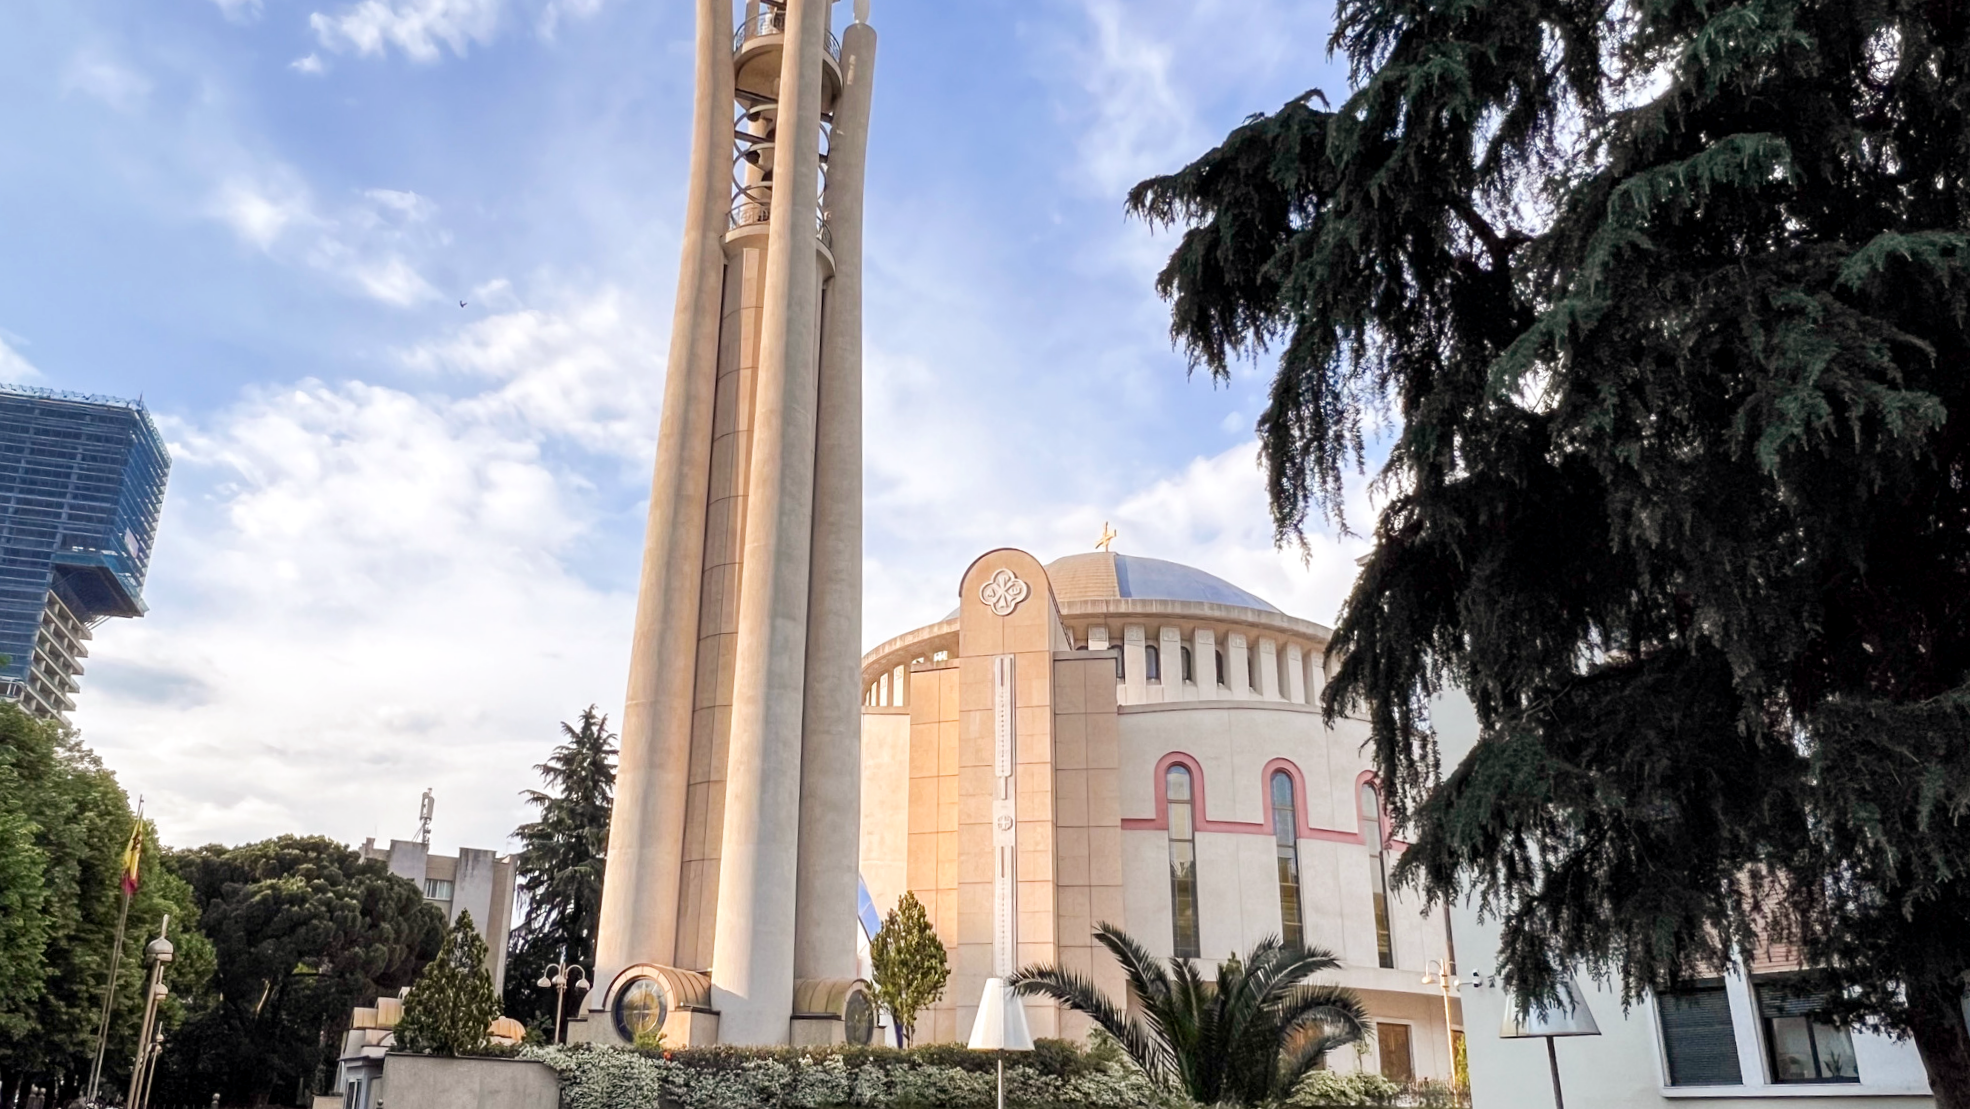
[733,8,842,61]
[728,196,833,253]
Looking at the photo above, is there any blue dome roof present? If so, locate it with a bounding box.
[940,551,1282,622]
[1047,552,1281,612]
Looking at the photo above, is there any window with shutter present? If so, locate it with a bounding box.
[1656,979,1743,1087]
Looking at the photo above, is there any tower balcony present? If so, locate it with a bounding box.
[726,190,835,274]
[733,6,843,109]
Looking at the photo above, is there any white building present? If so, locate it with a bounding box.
[360,838,517,993]
[1438,694,1938,1106]
[857,548,1462,1084]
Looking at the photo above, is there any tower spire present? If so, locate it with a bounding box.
[590,0,879,1049]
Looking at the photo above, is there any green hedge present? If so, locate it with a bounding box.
[521,1040,1174,1109]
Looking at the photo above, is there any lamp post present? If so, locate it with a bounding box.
[967,978,1034,1109]
[1497,977,1601,1109]
[536,959,590,1045]
[1421,959,1461,1090]
[125,917,173,1109]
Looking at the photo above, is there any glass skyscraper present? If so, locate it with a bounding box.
[0,384,169,718]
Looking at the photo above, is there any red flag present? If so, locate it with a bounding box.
[119,821,142,899]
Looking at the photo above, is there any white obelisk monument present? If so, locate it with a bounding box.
[587,0,877,1048]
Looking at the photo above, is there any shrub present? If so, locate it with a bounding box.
[1284,1069,1401,1107]
[521,1038,1178,1109]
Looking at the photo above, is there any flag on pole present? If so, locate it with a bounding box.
[119,821,143,898]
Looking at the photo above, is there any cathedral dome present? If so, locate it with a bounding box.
[1043,552,1281,613]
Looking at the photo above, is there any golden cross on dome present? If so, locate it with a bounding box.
[1095,522,1118,552]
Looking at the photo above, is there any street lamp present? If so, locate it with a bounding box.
[536,959,590,1045]
[126,917,173,1109]
[1498,977,1601,1109]
[1420,959,1461,1091]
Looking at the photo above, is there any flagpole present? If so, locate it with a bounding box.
[87,803,143,1104]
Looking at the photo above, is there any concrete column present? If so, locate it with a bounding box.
[1285,643,1307,704]
[1159,627,1183,701]
[1258,637,1281,700]
[1087,626,1109,651]
[1307,649,1325,703]
[713,0,830,1045]
[1228,633,1251,699]
[1121,625,1147,705]
[594,0,732,987]
[797,13,874,984]
[1193,628,1217,699]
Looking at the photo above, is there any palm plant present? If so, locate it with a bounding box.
[1011,923,1370,1105]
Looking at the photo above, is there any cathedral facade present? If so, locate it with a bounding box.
[858,547,1463,1084]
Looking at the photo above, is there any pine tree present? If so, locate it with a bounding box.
[503,707,616,1036]
[1132,1,1970,1102]
[397,911,500,1057]
[868,891,948,1046]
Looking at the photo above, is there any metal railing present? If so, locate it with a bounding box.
[727,197,834,252]
[733,8,842,61]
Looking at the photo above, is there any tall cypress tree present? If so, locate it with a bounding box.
[503,707,616,1036]
[1133,0,1970,1101]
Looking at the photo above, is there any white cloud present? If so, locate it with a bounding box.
[71,288,663,851]
[211,0,265,23]
[212,174,316,250]
[209,174,445,306]
[403,287,663,457]
[290,53,329,75]
[537,0,605,39]
[0,334,45,384]
[62,54,154,113]
[310,0,505,62]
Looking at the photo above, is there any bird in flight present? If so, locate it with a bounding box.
[459,300,468,308]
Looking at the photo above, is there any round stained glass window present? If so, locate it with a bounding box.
[844,989,876,1046]
[612,977,667,1045]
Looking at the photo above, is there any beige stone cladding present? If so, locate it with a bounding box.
[1049,653,1124,1042]
[954,550,1064,1042]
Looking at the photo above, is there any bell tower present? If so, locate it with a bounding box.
[586,0,878,1048]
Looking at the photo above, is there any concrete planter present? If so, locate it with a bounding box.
[369,1053,559,1109]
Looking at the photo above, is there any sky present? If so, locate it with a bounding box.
[0,0,1372,855]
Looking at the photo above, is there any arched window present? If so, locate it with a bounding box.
[1360,782,1394,968]
[1145,644,1161,683]
[1166,765,1201,958]
[1271,770,1305,948]
[1214,650,1226,687]
[1181,646,1194,683]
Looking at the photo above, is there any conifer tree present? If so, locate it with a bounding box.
[503,707,615,1035]
[397,911,500,1057]
[1132,1,1970,1101]
[868,891,948,1046]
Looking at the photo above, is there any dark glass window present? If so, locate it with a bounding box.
[1145,644,1161,682]
[1360,782,1394,968]
[1214,649,1226,687]
[1271,771,1304,948]
[1166,765,1200,958]
[1181,646,1194,683]
[1657,979,1744,1086]
[1756,977,1859,1083]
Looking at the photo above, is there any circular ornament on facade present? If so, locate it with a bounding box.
[612,976,668,1045]
[979,568,1031,617]
[844,989,876,1046]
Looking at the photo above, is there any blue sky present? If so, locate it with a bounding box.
[2,0,1372,853]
